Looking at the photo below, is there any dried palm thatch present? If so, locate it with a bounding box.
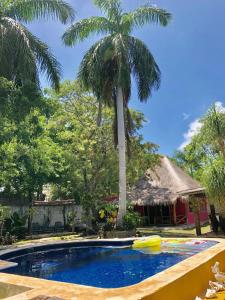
[128,156,204,206]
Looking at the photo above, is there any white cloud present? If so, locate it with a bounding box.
[182,113,190,121]
[215,101,225,112]
[179,119,202,150]
[179,101,225,150]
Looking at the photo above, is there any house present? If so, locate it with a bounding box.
[128,156,208,226]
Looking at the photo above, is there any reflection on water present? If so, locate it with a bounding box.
[4,240,217,288]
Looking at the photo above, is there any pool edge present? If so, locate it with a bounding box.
[0,237,224,300]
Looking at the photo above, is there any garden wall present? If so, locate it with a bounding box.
[2,201,83,228]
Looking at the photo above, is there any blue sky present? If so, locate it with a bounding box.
[28,0,225,156]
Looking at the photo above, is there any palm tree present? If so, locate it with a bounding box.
[62,0,171,224]
[0,0,75,90]
[203,156,225,233]
[201,104,225,160]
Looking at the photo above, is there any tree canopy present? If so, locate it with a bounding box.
[173,103,225,223]
[62,0,170,222]
[46,81,159,210]
[0,0,75,90]
[0,79,159,211]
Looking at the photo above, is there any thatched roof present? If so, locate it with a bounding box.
[128,156,204,206]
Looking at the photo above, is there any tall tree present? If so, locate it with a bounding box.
[173,103,225,233]
[0,0,75,90]
[62,0,171,223]
[201,104,225,160]
[46,80,159,211]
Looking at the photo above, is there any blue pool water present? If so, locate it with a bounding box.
[4,240,217,288]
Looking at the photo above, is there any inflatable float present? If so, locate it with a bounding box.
[132,235,161,252]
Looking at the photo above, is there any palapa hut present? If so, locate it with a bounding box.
[128,156,208,226]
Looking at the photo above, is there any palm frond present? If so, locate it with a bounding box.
[128,36,161,101]
[6,0,75,24]
[94,0,122,22]
[203,156,225,208]
[62,17,111,45]
[94,0,120,12]
[122,5,171,31]
[0,17,38,82]
[78,36,114,96]
[26,31,62,90]
[0,18,61,90]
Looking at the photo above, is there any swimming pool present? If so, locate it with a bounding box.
[2,239,217,288]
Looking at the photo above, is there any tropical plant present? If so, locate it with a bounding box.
[0,0,75,89]
[0,205,10,237]
[0,232,17,246]
[67,207,77,232]
[172,137,206,181]
[122,206,141,231]
[4,211,28,239]
[46,81,159,211]
[202,156,225,232]
[200,104,225,160]
[173,103,225,234]
[62,0,171,223]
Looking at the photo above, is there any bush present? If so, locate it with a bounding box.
[0,232,17,245]
[11,226,27,239]
[94,203,118,234]
[4,212,27,239]
[123,210,141,230]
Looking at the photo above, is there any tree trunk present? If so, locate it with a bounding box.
[0,222,3,238]
[97,100,102,126]
[219,216,225,234]
[62,205,66,230]
[116,87,127,225]
[72,204,75,233]
[27,192,33,235]
[194,210,201,236]
[209,204,219,234]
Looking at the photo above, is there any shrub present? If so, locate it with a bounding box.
[4,212,27,239]
[0,232,17,245]
[123,210,141,230]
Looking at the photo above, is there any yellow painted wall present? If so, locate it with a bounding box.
[142,250,225,300]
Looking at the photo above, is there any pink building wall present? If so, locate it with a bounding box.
[186,200,209,225]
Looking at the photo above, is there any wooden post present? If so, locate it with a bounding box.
[194,209,201,236]
[173,204,177,225]
[209,204,219,233]
[169,205,173,225]
[147,205,150,226]
[190,196,202,236]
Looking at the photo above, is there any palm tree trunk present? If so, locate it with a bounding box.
[0,222,4,238]
[194,210,201,236]
[116,87,127,225]
[97,100,102,126]
[209,204,219,233]
[27,191,33,235]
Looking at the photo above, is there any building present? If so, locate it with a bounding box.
[128,156,208,226]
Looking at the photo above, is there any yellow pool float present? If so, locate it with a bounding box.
[132,235,161,252]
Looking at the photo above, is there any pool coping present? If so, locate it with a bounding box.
[0,237,225,300]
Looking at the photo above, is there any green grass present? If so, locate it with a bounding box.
[15,234,83,246]
[138,224,211,237]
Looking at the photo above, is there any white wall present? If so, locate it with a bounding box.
[8,204,83,227]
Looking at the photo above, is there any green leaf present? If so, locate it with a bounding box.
[5,0,75,24]
[62,16,111,45]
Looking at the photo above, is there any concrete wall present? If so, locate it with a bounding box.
[7,204,83,227]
